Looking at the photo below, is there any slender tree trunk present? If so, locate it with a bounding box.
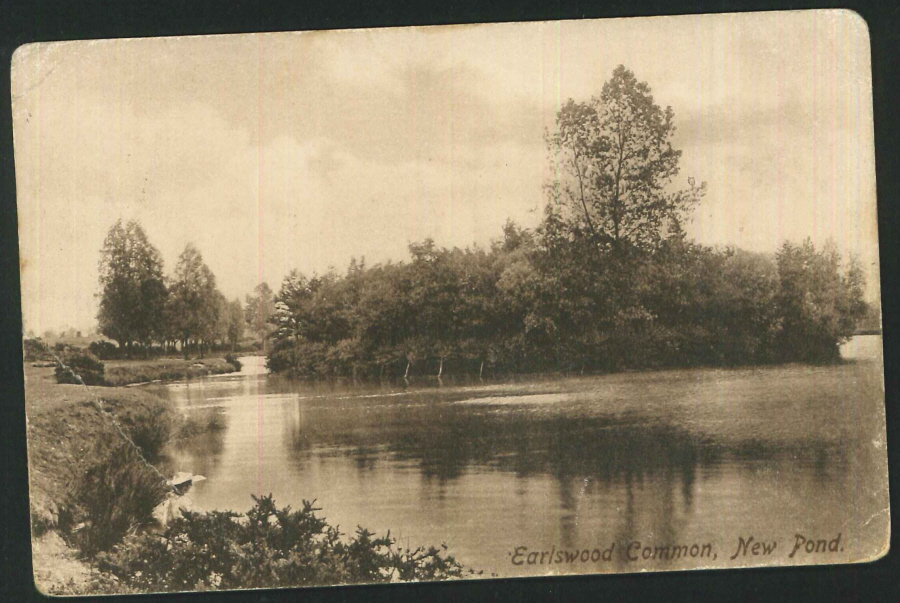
[404,361,410,379]
[479,360,484,378]
[438,356,443,378]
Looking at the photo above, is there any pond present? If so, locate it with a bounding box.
[158,335,887,577]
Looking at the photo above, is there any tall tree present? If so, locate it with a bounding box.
[267,271,312,374]
[97,220,168,354]
[167,243,220,358]
[244,282,276,350]
[225,297,245,351]
[213,292,231,348]
[547,65,705,254]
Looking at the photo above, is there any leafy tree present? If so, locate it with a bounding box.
[213,292,231,348]
[406,239,462,376]
[267,271,312,374]
[97,220,168,354]
[258,68,872,379]
[244,282,276,350]
[774,239,867,362]
[224,298,245,351]
[547,65,705,254]
[167,244,220,358]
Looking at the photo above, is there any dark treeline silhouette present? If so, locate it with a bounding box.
[265,222,866,379]
[96,220,246,359]
[266,66,867,379]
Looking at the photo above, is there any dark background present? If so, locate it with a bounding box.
[1,1,898,601]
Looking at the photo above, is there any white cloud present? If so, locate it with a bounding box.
[14,11,878,334]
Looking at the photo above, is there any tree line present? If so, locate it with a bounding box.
[264,66,868,379]
[96,221,260,358]
[95,66,868,373]
[264,224,867,379]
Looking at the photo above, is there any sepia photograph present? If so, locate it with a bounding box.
[12,9,888,595]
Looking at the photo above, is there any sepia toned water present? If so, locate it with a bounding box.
[158,335,887,577]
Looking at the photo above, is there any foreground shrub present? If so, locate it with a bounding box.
[58,439,168,557]
[96,494,476,592]
[55,352,106,386]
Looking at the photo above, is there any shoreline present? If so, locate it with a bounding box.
[24,336,881,593]
[102,356,240,387]
[265,340,879,386]
[24,362,229,594]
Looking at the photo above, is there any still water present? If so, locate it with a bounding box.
[158,336,887,577]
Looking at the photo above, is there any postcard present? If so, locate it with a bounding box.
[13,9,888,595]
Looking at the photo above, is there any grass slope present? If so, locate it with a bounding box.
[102,357,237,386]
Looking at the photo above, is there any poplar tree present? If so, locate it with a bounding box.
[97,220,167,354]
[167,243,220,358]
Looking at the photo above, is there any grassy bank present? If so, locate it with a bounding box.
[26,363,472,594]
[102,357,239,386]
[26,364,216,593]
[25,366,183,534]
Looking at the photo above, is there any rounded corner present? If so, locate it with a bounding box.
[11,42,39,73]
[31,572,58,599]
[870,524,891,562]
[830,9,871,48]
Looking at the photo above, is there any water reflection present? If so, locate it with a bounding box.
[160,338,884,576]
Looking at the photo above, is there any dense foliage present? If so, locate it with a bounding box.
[223,353,243,372]
[47,395,177,556]
[55,352,106,386]
[265,220,866,379]
[97,220,169,352]
[59,439,168,557]
[96,221,247,358]
[265,67,867,379]
[88,340,120,360]
[95,495,474,592]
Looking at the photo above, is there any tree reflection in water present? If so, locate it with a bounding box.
[165,356,878,576]
[279,382,848,567]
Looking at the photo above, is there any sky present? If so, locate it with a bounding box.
[13,10,878,335]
